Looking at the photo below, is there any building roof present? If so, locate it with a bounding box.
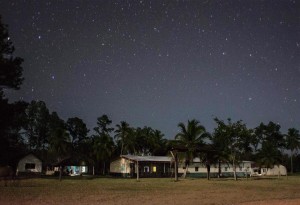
[121,155,171,162]
[19,153,42,162]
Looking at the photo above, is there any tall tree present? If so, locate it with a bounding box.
[94,114,114,135]
[285,128,300,174]
[48,128,71,181]
[24,100,50,151]
[0,99,28,165]
[0,15,24,90]
[0,16,25,166]
[114,121,131,155]
[66,117,89,147]
[175,119,208,178]
[212,118,252,180]
[92,132,115,175]
[93,114,114,174]
[254,122,284,171]
[151,129,167,155]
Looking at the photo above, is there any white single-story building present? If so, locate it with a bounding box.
[178,159,254,178]
[17,153,42,175]
[110,155,287,178]
[251,165,287,176]
[110,155,172,177]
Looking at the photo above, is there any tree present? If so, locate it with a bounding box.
[212,118,252,180]
[151,129,167,156]
[137,126,154,156]
[254,122,284,172]
[92,114,114,174]
[0,99,28,165]
[48,128,71,181]
[92,132,115,175]
[114,121,131,155]
[0,15,24,90]
[285,128,300,174]
[175,119,208,178]
[24,100,50,151]
[94,114,114,135]
[66,117,89,147]
[0,16,25,166]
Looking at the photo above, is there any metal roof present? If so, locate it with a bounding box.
[121,155,171,162]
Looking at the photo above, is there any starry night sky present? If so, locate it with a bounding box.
[1,0,299,138]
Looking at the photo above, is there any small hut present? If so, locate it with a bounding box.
[17,153,42,176]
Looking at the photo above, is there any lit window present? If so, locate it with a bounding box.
[153,166,156,173]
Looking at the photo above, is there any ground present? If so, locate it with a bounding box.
[1,176,300,204]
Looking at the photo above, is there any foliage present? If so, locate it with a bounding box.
[0,16,25,166]
[212,118,252,180]
[48,128,72,163]
[66,117,89,147]
[175,119,208,163]
[114,121,131,155]
[285,128,300,173]
[0,15,23,90]
[254,122,285,169]
[24,100,51,151]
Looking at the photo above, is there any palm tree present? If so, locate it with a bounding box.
[114,121,131,155]
[175,119,208,178]
[286,128,300,174]
[151,129,167,155]
[92,114,115,175]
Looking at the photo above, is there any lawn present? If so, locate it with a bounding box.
[1,176,300,205]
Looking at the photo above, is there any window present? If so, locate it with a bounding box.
[183,167,186,170]
[239,167,242,171]
[25,163,35,170]
[225,167,228,171]
[144,166,149,173]
[153,166,156,173]
[195,167,199,172]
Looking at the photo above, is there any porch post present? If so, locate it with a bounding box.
[136,160,139,181]
[175,152,178,181]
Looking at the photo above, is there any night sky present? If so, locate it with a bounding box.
[1,0,299,138]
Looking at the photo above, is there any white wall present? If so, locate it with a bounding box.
[17,154,42,173]
[110,158,131,174]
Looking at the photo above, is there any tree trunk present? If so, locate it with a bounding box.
[103,161,105,175]
[174,152,178,181]
[218,160,221,178]
[233,161,237,181]
[182,164,189,178]
[136,161,139,181]
[206,160,211,180]
[121,142,124,156]
[291,151,294,174]
[59,166,62,181]
[207,165,210,180]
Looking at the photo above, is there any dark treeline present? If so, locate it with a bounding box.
[1,16,300,175]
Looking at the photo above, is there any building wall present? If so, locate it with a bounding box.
[178,161,253,177]
[17,154,42,173]
[262,165,287,176]
[110,158,131,175]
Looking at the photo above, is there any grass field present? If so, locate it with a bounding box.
[1,176,300,205]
